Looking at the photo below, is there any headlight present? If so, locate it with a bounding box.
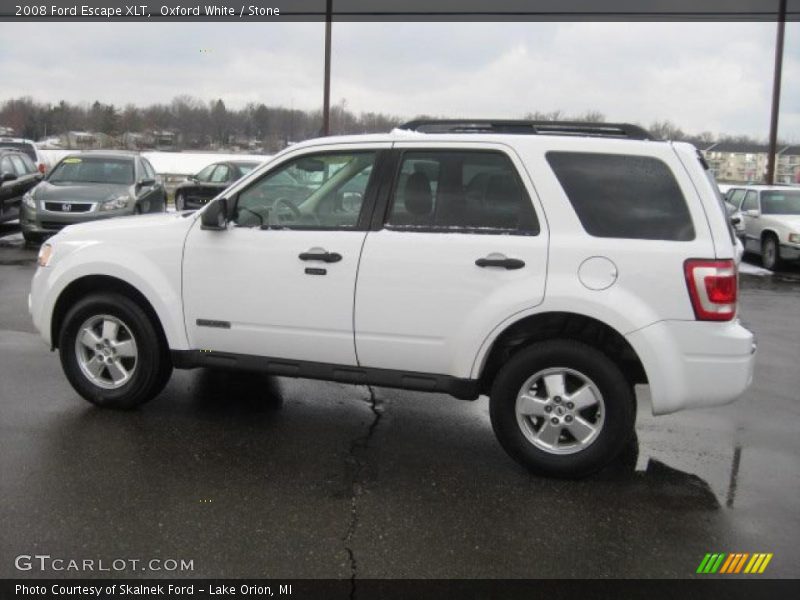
[99,194,132,211]
[37,243,53,267]
[23,192,36,210]
[789,233,800,244]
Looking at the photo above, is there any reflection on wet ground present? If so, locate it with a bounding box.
[0,238,799,579]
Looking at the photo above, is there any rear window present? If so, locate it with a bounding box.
[0,141,36,161]
[546,152,695,241]
[761,190,800,215]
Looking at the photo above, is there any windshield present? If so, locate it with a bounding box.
[761,191,800,215]
[49,156,134,185]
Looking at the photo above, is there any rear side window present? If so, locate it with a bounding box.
[546,152,695,241]
[8,155,28,176]
[729,189,746,208]
[386,151,539,234]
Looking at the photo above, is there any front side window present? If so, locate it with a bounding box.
[761,190,800,215]
[546,152,695,241]
[195,164,216,182]
[234,151,376,229]
[742,191,759,212]
[386,151,538,234]
[48,157,134,185]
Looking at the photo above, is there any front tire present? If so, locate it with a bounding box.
[175,193,185,211]
[489,340,635,479]
[58,293,172,409]
[761,235,782,271]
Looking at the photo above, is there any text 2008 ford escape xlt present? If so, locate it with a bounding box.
[29,120,756,478]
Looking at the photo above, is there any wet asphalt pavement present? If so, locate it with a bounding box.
[1,221,799,580]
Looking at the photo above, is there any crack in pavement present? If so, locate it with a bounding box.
[343,385,383,599]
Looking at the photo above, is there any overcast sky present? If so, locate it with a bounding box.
[1,21,798,140]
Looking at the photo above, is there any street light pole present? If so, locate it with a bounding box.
[322,0,332,136]
[766,0,787,184]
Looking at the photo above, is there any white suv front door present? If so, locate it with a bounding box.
[354,144,548,378]
[183,146,387,365]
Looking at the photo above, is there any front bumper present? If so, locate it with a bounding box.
[21,205,133,234]
[626,319,756,415]
[779,243,800,261]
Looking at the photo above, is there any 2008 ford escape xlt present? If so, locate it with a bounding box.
[29,120,756,478]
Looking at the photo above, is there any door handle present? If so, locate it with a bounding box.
[299,250,342,263]
[475,256,525,270]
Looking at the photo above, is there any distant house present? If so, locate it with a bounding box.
[704,142,770,183]
[152,130,179,151]
[777,146,800,184]
[61,131,113,149]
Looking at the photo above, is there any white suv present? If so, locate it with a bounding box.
[28,120,756,478]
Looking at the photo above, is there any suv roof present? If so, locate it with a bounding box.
[729,184,798,191]
[62,151,139,159]
[0,147,31,154]
[0,137,35,144]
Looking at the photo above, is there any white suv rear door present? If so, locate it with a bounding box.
[354,143,548,378]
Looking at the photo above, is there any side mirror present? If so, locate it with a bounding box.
[186,174,197,182]
[140,178,156,187]
[745,209,760,218]
[1,172,17,183]
[201,197,228,230]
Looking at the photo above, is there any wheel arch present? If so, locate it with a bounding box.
[760,228,780,243]
[476,311,648,396]
[51,275,169,352]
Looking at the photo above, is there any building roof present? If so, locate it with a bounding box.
[706,142,770,154]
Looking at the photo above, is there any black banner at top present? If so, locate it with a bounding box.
[1,0,799,21]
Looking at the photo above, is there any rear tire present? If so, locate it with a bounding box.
[58,292,172,409]
[22,231,41,245]
[761,235,782,271]
[489,340,635,479]
[175,193,185,211]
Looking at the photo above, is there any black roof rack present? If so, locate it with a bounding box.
[399,119,653,141]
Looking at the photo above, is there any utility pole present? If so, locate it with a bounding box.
[766,0,787,184]
[322,0,333,136]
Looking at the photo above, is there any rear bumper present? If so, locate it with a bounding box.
[626,319,756,415]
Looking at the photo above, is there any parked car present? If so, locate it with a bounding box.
[174,160,261,210]
[20,151,167,243]
[28,120,755,478]
[0,137,47,174]
[0,148,44,223]
[725,185,800,270]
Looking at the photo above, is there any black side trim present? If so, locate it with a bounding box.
[196,319,232,329]
[170,350,480,400]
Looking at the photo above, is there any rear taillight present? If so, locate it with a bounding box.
[684,259,737,321]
